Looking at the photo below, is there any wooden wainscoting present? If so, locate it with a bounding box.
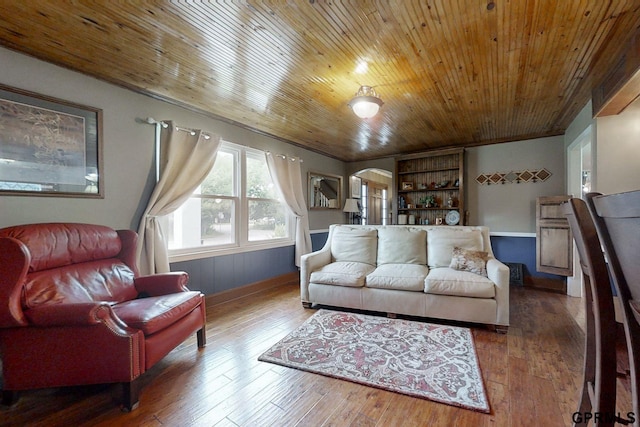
[205,271,299,306]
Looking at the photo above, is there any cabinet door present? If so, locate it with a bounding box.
[536,196,573,276]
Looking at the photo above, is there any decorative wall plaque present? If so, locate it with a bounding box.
[475,168,551,185]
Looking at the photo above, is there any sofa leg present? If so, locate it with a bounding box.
[1,390,18,406]
[495,325,509,334]
[387,313,397,319]
[197,326,207,348]
[120,379,140,412]
[302,301,312,309]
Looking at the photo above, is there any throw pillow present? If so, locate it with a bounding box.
[449,247,489,277]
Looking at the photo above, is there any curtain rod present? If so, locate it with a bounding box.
[135,117,212,140]
[135,117,168,128]
[136,117,301,162]
[135,117,163,181]
[136,116,209,182]
[266,151,303,163]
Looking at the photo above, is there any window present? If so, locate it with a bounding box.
[246,150,289,242]
[382,188,388,225]
[163,142,293,260]
[361,182,368,225]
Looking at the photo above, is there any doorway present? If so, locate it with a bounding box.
[362,182,388,225]
[351,168,392,225]
[566,125,594,297]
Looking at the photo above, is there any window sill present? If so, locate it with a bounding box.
[168,239,295,263]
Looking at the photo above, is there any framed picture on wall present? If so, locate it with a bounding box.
[0,83,103,198]
[351,175,362,198]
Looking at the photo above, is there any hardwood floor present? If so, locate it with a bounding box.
[0,284,634,427]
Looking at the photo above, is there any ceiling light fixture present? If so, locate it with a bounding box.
[348,85,383,119]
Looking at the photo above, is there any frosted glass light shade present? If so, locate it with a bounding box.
[348,86,383,119]
[351,99,381,118]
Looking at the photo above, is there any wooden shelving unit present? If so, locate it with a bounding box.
[394,148,465,225]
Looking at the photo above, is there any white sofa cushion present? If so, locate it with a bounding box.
[427,228,483,268]
[331,227,378,265]
[425,267,495,298]
[376,227,427,265]
[366,263,429,291]
[310,261,376,287]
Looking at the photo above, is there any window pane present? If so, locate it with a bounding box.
[201,198,235,245]
[248,199,287,241]
[167,197,235,248]
[361,183,367,225]
[246,154,277,199]
[199,150,235,196]
[382,188,388,225]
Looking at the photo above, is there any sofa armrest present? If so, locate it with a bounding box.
[300,248,332,301]
[487,258,510,326]
[25,302,130,331]
[134,272,190,296]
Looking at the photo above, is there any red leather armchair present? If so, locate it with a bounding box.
[0,222,206,411]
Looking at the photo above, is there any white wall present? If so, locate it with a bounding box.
[565,100,594,148]
[565,97,640,196]
[595,97,640,194]
[466,136,566,232]
[0,48,156,229]
[562,97,640,298]
[0,47,345,230]
[563,97,640,196]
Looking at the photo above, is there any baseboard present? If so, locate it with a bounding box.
[205,271,299,306]
[523,276,567,293]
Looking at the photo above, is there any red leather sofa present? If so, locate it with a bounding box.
[0,222,206,411]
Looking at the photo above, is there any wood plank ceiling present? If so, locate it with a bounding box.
[0,1,638,162]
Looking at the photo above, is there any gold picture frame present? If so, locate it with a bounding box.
[401,181,414,190]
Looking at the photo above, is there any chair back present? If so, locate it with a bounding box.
[587,190,640,425]
[0,223,139,324]
[563,198,617,421]
[587,191,640,325]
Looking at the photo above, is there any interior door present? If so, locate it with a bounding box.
[366,182,386,225]
[370,188,382,224]
[536,196,573,276]
[566,126,593,296]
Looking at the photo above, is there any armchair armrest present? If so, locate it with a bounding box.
[300,248,331,301]
[487,258,510,326]
[25,302,130,332]
[134,272,190,296]
[0,237,30,327]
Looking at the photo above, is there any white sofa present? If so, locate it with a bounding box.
[300,224,510,332]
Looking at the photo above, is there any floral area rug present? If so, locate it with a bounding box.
[258,309,489,413]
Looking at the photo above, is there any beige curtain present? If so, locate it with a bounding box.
[136,121,221,275]
[266,153,312,267]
